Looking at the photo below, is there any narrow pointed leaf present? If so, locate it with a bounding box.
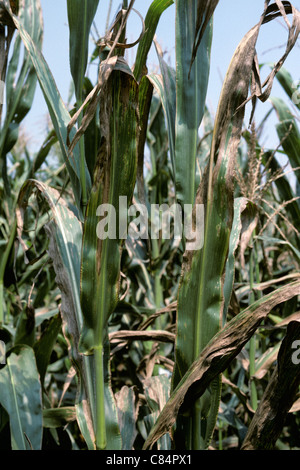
[148,41,176,180]
[4,0,91,216]
[190,0,219,74]
[67,0,99,102]
[143,375,171,450]
[133,0,174,82]
[175,0,212,207]
[0,0,43,157]
[33,314,62,385]
[66,0,99,206]
[115,386,139,450]
[16,180,83,361]
[137,75,153,204]
[223,197,249,324]
[42,407,76,429]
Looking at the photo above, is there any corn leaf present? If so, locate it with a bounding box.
[223,197,249,324]
[42,407,77,429]
[0,0,42,195]
[67,0,99,205]
[190,0,219,74]
[67,0,99,102]
[171,1,300,449]
[17,181,121,450]
[5,0,91,216]
[195,106,214,192]
[238,2,300,119]
[270,96,300,187]
[175,0,212,208]
[137,75,153,204]
[143,375,171,450]
[148,42,176,181]
[0,345,43,450]
[15,179,96,448]
[242,321,300,450]
[272,65,300,111]
[82,77,100,181]
[144,281,300,449]
[172,8,262,450]
[115,386,139,450]
[33,314,62,385]
[133,0,174,82]
[16,180,83,358]
[78,58,138,449]
[1,0,42,155]
[79,58,138,353]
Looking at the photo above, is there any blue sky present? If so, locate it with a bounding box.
[23,0,300,154]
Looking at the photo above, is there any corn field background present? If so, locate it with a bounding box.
[0,0,300,452]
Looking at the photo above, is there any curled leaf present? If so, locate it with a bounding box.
[109,329,175,344]
[238,1,300,123]
[242,321,300,450]
[189,0,219,75]
[143,281,300,449]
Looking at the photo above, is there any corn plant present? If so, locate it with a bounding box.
[0,0,300,451]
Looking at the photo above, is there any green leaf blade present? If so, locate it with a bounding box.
[67,0,99,102]
[79,60,139,353]
[270,96,300,187]
[172,11,265,449]
[133,0,174,82]
[175,0,212,208]
[78,59,139,450]
[0,346,43,450]
[6,1,91,216]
